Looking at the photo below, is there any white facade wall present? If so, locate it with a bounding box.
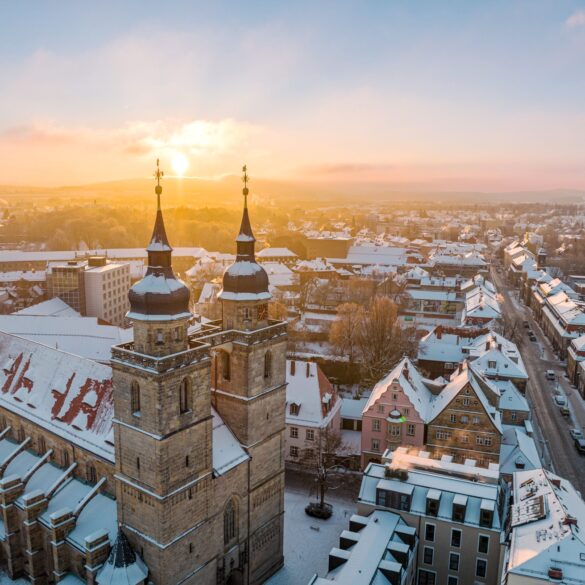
[84,262,130,326]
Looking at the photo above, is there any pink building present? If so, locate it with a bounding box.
[361,357,438,467]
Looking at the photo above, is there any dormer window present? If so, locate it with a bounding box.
[426,490,441,517]
[479,500,494,527]
[290,403,300,416]
[488,360,497,369]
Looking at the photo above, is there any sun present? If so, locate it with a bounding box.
[171,153,189,177]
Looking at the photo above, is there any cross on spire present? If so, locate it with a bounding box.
[154,158,164,210]
[242,164,249,209]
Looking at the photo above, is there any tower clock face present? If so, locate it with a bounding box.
[257,304,268,320]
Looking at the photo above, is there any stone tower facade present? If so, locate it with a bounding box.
[110,163,286,585]
[214,178,287,582]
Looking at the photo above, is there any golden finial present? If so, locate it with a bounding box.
[154,158,164,209]
[242,164,249,208]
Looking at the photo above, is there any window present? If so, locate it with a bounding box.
[423,546,434,565]
[87,464,97,484]
[436,430,452,440]
[264,351,272,379]
[155,329,164,345]
[478,535,489,554]
[451,529,462,548]
[476,559,487,579]
[306,429,315,441]
[222,352,231,381]
[289,446,299,458]
[447,577,458,585]
[185,455,190,467]
[372,439,380,452]
[418,570,436,585]
[449,553,460,572]
[243,307,251,320]
[289,403,300,416]
[224,499,237,544]
[463,398,471,406]
[449,414,457,423]
[389,424,401,437]
[131,381,141,416]
[472,416,480,424]
[62,450,70,468]
[38,436,46,454]
[179,377,192,413]
[488,360,496,369]
[425,523,435,542]
[404,408,410,416]
[460,415,468,423]
[407,423,416,436]
[290,427,298,439]
[372,419,381,432]
[476,436,493,446]
[377,404,384,413]
[511,411,517,421]
[393,393,398,400]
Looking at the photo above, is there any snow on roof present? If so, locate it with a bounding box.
[359,459,501,529]
[340,397,368,420]
[499,426,541,475]
[427,364,502,433]
[364,357,434,422]
[0,315,132,363]
[257,247,297,258]
[262,262,297,288]
[286,360,340,428]
[507,469,585,582]
[0,270,46,283]
[492,380,530,412]
[14,297,80,318]
[0,332,115,461]
[211,408,249,476]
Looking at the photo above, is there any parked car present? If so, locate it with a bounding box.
[569,429,583,441]
[546,370,556,381]
[560,406,570,417]
[554,395,566,406]
[574,437,585,454]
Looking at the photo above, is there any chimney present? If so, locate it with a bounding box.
[485,341,490,351]
[436,326,443,340]
[290,361,296,376]
[403,362,410,381]
[498,343,502,352]
[306,362,310,377]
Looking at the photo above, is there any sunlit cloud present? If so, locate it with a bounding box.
[566,10,585,29]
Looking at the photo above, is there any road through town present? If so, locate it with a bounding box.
[491,267,585,494]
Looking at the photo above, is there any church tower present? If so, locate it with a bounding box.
[111,161,216,584]
[214,166,287,583]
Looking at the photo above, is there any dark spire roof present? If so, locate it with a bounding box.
[220,166,270,301]
[127,160,191,321]
[96,528,149,585]
[108,529,136,568]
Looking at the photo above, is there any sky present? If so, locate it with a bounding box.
[1,0,585,191]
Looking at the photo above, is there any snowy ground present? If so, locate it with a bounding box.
[267,473,359,585]
[0,571,27,584]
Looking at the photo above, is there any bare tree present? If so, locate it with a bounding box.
[329,302,362,362]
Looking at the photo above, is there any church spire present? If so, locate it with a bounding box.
[147,159,172,266]
[236,164,256,261]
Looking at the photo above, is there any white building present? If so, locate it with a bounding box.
[83,257,131,326]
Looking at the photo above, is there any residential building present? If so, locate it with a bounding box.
[285,360,341,464]
[358,448,504,585]
[502,468,585,584]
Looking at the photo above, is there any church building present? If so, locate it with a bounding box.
[0,163,286,585]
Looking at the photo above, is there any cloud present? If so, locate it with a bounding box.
[566,9,585,29]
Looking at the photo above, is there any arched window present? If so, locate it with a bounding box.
[264,351,272,379]
[222,352,231,381]
[179,377,192,414]
[224,499,237,545]
[131,381,141,416]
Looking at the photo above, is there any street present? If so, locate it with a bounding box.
[491,267,585,494]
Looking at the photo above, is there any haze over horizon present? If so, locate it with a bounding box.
[2,1,585,191]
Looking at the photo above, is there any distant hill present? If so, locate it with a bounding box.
[0,176,583,206]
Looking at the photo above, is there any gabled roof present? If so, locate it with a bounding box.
[364,357,434,422]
